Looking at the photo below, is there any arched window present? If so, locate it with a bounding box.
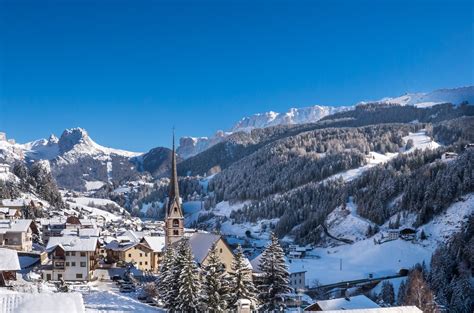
[173,230,179,235]
[173,219,179,227]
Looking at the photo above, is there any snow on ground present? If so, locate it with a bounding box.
[422,193,474,246]
[85,181,106,191]
[325,197,374,243]
[220,218,278,242]
[65,196,124,222]
[83,291,161,313]
[211,201,251,218]
[326,151,397,183]
[288,239,433,286]
[0,291,85,313]
[84,281,162,313]
[402,130,440,153]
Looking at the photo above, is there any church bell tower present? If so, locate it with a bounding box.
[164,131,184,246]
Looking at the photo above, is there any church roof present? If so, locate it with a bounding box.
[188,232,221,264]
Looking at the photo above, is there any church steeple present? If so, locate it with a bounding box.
[164,130,184,246]
[167,130,180,212]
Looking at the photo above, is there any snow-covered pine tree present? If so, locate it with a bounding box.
[176,238,201,312]
[229,245,257,309]
[201,244,231,312]
[379,280,395,306]
[157,246,175,308]
[257,232,290,311]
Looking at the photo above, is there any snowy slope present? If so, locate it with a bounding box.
[359,86,474,108]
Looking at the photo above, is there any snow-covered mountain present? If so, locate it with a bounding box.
[0,128,145,190]
[177,86,474,159]
[359,86,474,108]
[22,128,141,162]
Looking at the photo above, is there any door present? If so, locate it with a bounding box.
[57,274,62,280]
[46,274,51,281]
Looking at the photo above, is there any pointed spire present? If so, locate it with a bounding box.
[167,128,181,216]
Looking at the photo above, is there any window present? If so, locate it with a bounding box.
[71,262,76,266]
[128,253,132,257]
[80,252,86,257]
[66,251,70,256]
[145,253,148,257]
[76,273,83,279]
[173,230,179,235]
[65,262,70,267]
[173,219,179,227]
[145,261,148,265]
[139,262,142,265]
[80,262,86,267]
[71,252,76,256]
[220,248,223,253]
[139,253,142,257]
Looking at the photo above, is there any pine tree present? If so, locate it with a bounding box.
[157,247,175,308]
[229,245,258,309]
[202,244,231,312]
[379,281,395,306]
[176,238,201,312]
[257,232,291,311]
[397,280,406,305]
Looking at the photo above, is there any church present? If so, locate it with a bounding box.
[163,134,236,272]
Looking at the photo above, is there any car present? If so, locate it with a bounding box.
[111,275,122,282]
[120,285,136,293]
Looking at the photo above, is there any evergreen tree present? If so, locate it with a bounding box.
[157,247,175,308]
[229,245,258,309]
[379,281,395,306]
[257,233,291,311]
[202,244,231,312]
[176,238,201,312]
[397,280,406,305]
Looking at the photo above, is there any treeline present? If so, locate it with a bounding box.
[179,103,473,176]
[354,148,474,225]
[0,161,65,209]
[229,147,473,244]
[210,124,418,202]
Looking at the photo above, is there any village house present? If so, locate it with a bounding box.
[105,239,156,272]
[304,295,380,311]
[42,236,99,281]
[0,248,21,286]
[140,235,166,272]
[187,232,236,272]
[0,219,36,252]
[0,207,21,220]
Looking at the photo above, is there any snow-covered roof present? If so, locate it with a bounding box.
[0,219,33,234]
[61,228,100,237]
[46,236,98,252]
[0,248,21,271]
[1,199,27,207]
[188,232,221,264]
[318,306,422,313]
[249,253,263,273]
[310,295,379,311]
[0,292,85,313]
[105,240,137,252]
[142,236,165,252]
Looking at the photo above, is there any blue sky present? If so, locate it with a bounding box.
[0,0,472,151]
